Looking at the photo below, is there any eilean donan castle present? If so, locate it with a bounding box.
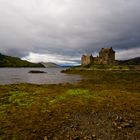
[81,47,115,65]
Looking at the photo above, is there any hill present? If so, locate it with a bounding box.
[41,62,60,68]
[118,57,140,65]
[0,53,44,67]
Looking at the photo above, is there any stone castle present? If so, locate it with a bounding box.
[81,47,115,65]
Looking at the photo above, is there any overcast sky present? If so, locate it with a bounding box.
[0,0,140,65]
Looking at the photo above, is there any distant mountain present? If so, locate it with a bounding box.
[118,57,140,65]
[41,62,60,68]
[0,53,44,67]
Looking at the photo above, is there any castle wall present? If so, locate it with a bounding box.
[93,57,102,64]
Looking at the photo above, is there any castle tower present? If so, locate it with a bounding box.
[99,47,115,65]
[81,54,93,65]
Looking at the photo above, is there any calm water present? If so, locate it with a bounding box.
[0,68,81,85]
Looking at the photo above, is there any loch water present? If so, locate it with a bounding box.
[0,68,81,85]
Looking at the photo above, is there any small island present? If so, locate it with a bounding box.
[28,70,47,73]
[62,47,140,73]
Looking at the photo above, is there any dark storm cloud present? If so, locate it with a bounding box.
[0,0,140,63]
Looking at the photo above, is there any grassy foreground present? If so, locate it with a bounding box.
[0,71,140,140]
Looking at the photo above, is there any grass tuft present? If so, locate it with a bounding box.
[8,91,35,107]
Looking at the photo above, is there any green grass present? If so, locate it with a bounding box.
[65,64,135,71]
[67,89,89,96]
[66,89,95,100]
[8,91,32,106]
